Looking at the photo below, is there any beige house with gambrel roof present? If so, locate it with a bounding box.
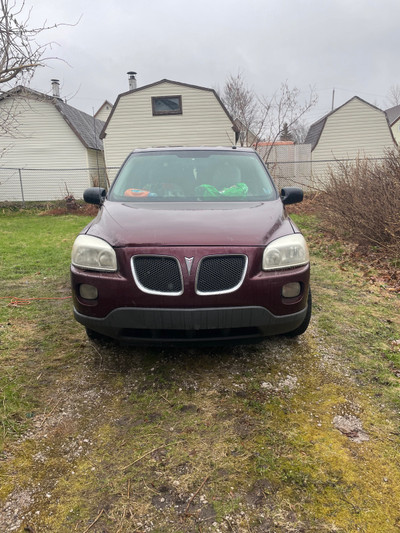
[100,79,239,179]
[0,85,106,201]
[305,96,397,183]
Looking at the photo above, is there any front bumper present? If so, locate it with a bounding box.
[74,304,308,344]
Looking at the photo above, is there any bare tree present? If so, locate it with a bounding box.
[257,82,317,160]
[220,72,317,159]
[222,72,261,146]
[0,0,64,90]
[0,1,75,139]
[290,120,309,144]
[386,84,400,107]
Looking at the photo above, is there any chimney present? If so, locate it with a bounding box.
[51,79,60,98]
[127,71,137,91]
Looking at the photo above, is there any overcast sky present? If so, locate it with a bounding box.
[28,0,400,126]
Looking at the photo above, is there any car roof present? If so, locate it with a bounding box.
[131,146,256,154]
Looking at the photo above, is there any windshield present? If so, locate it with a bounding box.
[108,150,278,202]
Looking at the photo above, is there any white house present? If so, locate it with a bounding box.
[305,96,397,184]
[385,104,400,144]
[0,83,107,201]
[100,78,239,179]
[94,100,113,123]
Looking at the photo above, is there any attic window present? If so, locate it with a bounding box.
[152,95,182,116]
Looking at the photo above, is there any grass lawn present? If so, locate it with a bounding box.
[0,207,400,532]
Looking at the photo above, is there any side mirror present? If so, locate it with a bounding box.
[281,187,303,205]
[83,187,106,205]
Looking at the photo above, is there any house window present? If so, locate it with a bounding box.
[152,95,182,116]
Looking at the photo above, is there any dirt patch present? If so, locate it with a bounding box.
[245,479,277,508]
[333,414,370,443]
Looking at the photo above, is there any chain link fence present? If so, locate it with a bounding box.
[1,160,316,204]
[0,166,116,203]
[0,153,392,203]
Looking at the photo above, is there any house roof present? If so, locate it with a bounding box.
[304,96,386,151]
[304,115,327,151]
[94,100,113,119]
[100,78,238,139]
[385,104,400,126]
[55,100,104,150]
[0,86,105,151]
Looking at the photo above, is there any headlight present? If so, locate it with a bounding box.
[71,235,117,272]
[262,234,309,271]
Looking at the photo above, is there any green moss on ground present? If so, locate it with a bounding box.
[1,211,400,532]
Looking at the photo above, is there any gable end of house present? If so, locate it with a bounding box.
[305,96,396,152]
[100,79,237,139]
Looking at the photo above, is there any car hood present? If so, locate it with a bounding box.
[85,200,293,247]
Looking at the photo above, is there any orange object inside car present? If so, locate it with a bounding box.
[124,188,151,197]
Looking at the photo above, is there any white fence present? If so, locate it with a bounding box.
[257,143,313,191]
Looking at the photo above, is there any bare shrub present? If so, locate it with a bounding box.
[320,150,400,258]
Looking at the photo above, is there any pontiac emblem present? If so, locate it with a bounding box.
[184,257,194,275]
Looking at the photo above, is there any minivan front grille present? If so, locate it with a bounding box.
[196,255,247,295]
[132,255,183,295]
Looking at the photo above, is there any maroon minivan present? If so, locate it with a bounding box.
[71,147,311,344]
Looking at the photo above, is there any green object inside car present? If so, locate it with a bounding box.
[195,183,248,198]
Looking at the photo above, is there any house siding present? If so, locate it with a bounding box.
[391,119,400,144]
[103,81,236,180]
[0,96,97,200]
[87,149,108,188]
[311,98,396,183]
[95,102,113,123]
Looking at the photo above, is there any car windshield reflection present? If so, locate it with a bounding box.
[109,149,277,202]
